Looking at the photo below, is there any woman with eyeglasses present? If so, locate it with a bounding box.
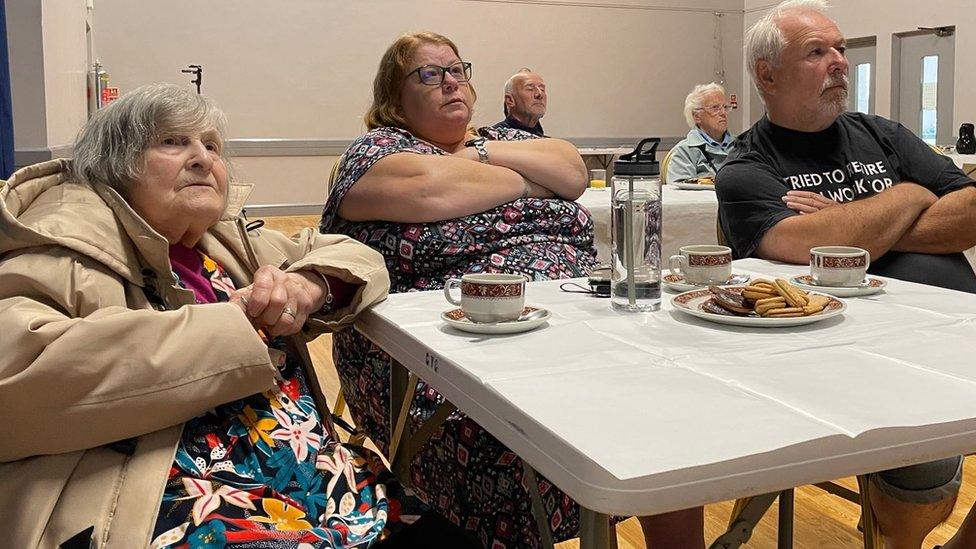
[320,31,705,548]
[667,82,737,183]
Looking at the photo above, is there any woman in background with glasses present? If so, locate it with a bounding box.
[667,82,736,183]
[321,31,705,548]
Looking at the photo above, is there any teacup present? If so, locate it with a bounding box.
[810,246,870,287]
[668,245,733,285]
[444,273,527,323]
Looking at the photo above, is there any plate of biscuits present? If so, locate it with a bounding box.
[671,278,846,327]
[672,176,716,191]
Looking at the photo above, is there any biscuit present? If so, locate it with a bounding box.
[765,307,805,317]
[774,278,808,307]
[802,294,831,315]
[755,296,787,312]
[756,301,789,315]
[755,296,786,307]
[742,290,779,301]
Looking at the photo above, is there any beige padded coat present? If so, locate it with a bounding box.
[0,160,390,547]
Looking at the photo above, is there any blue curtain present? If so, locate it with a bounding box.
[0,0,14,179]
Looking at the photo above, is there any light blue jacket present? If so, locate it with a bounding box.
[667,127,734,182]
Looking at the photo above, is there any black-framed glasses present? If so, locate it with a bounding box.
[696,104,733,115]
[407,62,472,86]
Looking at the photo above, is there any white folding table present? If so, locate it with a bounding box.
[355,259,976,548]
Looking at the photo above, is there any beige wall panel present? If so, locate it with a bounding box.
[232,155,337,206]
[41,0,89,148]
[92,0,744,141]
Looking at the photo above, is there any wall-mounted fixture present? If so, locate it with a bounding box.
[182,64,203,94]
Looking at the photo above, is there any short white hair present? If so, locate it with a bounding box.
[503,67,534,115]
[744,0,831,92]
[683,82,727,127]
[504,67,534,95]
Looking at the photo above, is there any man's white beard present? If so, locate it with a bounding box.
[820,73,849,117]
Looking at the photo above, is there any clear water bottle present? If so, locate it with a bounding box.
[611,138,662,312]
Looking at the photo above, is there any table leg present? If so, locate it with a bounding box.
[856,475,882,549]
[711,492,779,548]
[404,401,455,464]
[778,489,794,549]
[522,463,556,549]
[388,360,417,481]
[580,507,611,549]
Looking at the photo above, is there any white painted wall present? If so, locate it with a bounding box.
[22,1,974,206]
[88,0,745,205]
[741,0,976,137]
[91,0,745,141]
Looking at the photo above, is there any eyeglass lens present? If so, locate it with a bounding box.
[704,104,733,113]
[418,63,471,85]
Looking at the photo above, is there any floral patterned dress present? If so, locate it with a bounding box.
[320,127,598,548]
[150,246,406,549]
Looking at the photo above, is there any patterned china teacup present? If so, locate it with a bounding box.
[810,246,870,287]
[444,273,528,323]
[668,245,733,285]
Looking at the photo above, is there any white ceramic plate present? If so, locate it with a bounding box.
[790,275,887,297]
[672,181,716,191]
[671,286,846,327]
[441,306,551,335]
[663,273,751,293]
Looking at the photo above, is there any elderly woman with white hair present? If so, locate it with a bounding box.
[666,82,735,183]
[0,84,428,548]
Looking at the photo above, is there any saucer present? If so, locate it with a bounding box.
[672,181,716,191]
[663,273,751,292]
[441,306,551,335]
[790,275,887,297]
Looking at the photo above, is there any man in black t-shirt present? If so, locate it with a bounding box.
[718,11,976,294]
[722,2,976,547]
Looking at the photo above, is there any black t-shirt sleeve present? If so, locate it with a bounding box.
[715,154,797,259]
[888,120,974,195]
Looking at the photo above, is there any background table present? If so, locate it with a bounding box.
[576,185,719,265]
[948,153,976,176]
[357,259,976,547]
[577,146,634,171]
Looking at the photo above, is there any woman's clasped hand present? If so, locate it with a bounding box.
[232,265,328,336]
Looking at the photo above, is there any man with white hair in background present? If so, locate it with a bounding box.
[493,68,547,136]
[667,82,735,182]
[717,0,976,547]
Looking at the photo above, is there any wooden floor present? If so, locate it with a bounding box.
[267,215,969,548]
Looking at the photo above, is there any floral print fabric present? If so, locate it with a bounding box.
[320,127,598,547]
[151,250,402,548]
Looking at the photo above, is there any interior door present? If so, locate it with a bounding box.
[893,29,955,145]
[845,38,876,115]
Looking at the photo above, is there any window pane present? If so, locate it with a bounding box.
[921,55,938,144]
[856,63,871,114]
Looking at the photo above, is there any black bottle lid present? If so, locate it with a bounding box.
[613,138,661,176]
